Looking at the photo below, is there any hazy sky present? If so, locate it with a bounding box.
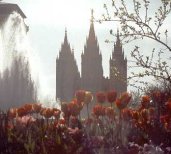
[4,0,171,100]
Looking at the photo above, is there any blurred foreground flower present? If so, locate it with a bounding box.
[16,115,36,127]
[17,107,27,117]
[23,103,33,113]
[8,108,17,118]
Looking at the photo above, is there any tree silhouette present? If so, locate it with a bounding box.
[99,0,171,91]
[0,54,37,110]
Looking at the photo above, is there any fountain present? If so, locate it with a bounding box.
[0,2,29,70]
[0,2,37,111]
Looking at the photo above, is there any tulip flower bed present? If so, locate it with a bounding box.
[0,90,171,154]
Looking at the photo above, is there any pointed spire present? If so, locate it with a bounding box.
[116,28,120,45]
[64,27,68,44]
[117,28,119,40]
[90,9,94,24]
[88,9,95,40]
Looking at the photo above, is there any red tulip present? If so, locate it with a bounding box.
[96,91,106,104]
[131,111,139,120]
[93,105,105,117]
[68,101,80,116]
[107,90,117,103]
[141,95,150,108]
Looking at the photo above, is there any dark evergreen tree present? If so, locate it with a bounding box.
[0,54,37,111]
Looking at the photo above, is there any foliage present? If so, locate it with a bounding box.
[99,0,171,91]
[0,89,171,153]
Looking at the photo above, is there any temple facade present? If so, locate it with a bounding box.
[56,14,127,102]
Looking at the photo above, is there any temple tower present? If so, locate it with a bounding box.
[81,10,103,93]
[56,29,80,101]
[109,29,127,93]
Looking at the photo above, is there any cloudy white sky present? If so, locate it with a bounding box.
[3,0,171,100]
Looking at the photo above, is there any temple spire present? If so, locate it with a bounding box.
[90,9,94,24]
[64,27,68,44]
[117,28,119,39]
[116,28,121,46]
[88,9,96,41]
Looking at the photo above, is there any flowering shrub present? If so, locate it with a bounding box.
[0,90,171,153]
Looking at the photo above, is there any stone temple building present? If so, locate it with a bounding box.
[56,13,127,102]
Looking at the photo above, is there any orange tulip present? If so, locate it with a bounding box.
[131,111,139,120]
[42,108,54,118]
[23,103,33,113]
[17,107,26,117]
[32,103,42,113]
[115,92,131,110]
